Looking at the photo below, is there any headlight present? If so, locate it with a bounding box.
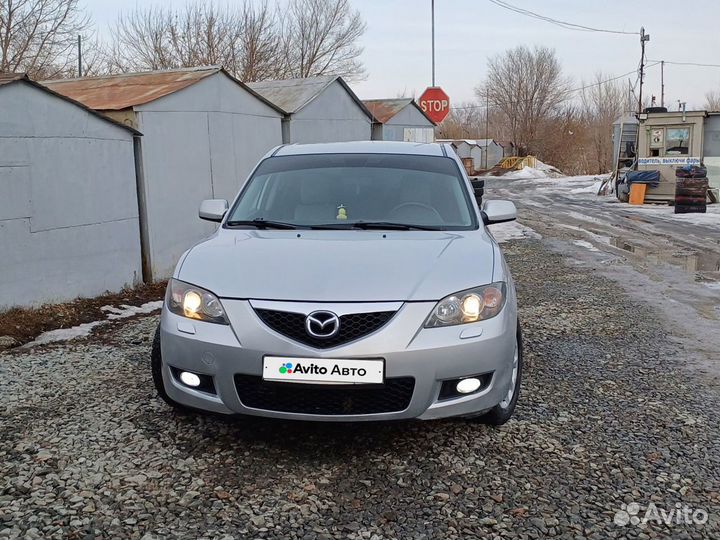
[166,279,229,324]
[425,283,506,327]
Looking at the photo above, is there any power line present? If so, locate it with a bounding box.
[486,0,639,35]
[451,63,659,111]
[648,59,720,68]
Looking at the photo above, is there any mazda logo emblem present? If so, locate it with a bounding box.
[305,311,340,339]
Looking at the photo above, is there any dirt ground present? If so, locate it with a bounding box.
[0,281,167,348]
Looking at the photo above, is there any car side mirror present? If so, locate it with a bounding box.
[482,200,517,225]
[199,199,229,222]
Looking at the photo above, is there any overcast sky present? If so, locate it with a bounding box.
[86,0,720,110]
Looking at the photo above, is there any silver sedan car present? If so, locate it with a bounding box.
[152,141,522,424]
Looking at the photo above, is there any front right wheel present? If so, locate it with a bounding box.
[478,322,523,426]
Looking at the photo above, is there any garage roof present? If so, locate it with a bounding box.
[41,66,283,113]
[362,98,435,125]
[248,75,374,120]
[0,73,141,135]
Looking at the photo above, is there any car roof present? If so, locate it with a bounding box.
[273,141,447,157]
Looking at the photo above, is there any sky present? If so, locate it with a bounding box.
[85,0,720,110]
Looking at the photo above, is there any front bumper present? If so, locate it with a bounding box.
[159,298,517,421]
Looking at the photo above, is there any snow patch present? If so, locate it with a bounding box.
[502,166,549,180]
[487,221,541,243]
[22,300,163,348]
[570,180,603,194]
[101,301,164,320]
[572,240,600,252]
[24,321,105,347]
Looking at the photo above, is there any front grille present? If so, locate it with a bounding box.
[254,309,395,348]
[235,375,415,415]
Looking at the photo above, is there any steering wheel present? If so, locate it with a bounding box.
[388,202,443,222]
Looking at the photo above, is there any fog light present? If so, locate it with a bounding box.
[179,371,201,387]
[456,377,481,394]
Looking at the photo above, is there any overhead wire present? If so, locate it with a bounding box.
[486,0,639,35]
[648,59,720,68]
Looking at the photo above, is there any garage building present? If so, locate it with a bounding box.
[44,67,284,281]
[363,98,435,142]
[0,74,142,309]
[248,76,373,144]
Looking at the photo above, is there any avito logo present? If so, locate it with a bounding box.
[278,362,368,377]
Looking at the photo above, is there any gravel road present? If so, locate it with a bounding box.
[1,239,719,539]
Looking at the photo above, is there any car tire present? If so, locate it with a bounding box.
[478,322,523,426]
[151,325,190,412]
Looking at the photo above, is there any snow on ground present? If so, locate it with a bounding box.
[570,180,603,194]
[488,221,541,243]
[101,301,164,320]
[492,164,718,225]
[24,321,105,347]
[572,240,600,252]
[22,301,163,348]
[617,201,720,226]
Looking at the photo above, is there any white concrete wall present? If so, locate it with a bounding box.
[135,73,283,279]
[0,82,142,309]
[287,81,372,143]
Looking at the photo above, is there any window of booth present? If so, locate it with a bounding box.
[665,127,690,155]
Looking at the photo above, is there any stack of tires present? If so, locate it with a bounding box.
[470,178,485,206]
[675,166,708,214]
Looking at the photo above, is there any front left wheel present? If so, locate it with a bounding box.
[150,325,190,412]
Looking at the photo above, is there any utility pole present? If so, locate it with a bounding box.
[660,60,665,108]
[77,35,82,77]
[431,0,435,86]
[484,91,489,169]
[638,27,650,113]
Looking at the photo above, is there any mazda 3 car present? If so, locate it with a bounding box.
[152,141,522,424]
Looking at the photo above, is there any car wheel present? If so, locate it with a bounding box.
[478,322,523,426]
[151,325,190,412]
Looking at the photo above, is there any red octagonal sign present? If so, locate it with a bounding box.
[418,86,450,124]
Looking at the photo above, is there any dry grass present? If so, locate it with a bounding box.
[0,281,167,347]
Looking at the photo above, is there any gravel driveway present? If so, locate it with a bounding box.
[1,239,719,539]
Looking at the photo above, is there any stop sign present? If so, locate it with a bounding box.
[418,87,450,124]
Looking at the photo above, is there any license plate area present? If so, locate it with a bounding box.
[262,356,384,384]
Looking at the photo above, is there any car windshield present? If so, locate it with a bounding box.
[225,153,476,230]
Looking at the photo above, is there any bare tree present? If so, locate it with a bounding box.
[705,90,720,111]
[278,0,365,79]
[106,0,365,81]
[436,102,483,139]
[109,4,242,73]
[0,0,90,78]
[581,73,627,174]
[476,46,570,154]
[236,2,280,81]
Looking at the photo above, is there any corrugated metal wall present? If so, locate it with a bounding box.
[704,114,720,189]
[135,73,284,279]
[381,105,435,142]
[0,82,142,309]
[485,143,504,168]
[287,81,371,143]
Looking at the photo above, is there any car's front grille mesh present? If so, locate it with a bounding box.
[253,309,395,348]
[235,375,415,415]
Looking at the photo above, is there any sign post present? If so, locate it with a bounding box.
[418,87,450,124]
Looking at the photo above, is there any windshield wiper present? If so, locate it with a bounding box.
[349,221,439,231]
[225,218,298,230]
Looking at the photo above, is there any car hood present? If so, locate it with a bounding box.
[178,229,496,302]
